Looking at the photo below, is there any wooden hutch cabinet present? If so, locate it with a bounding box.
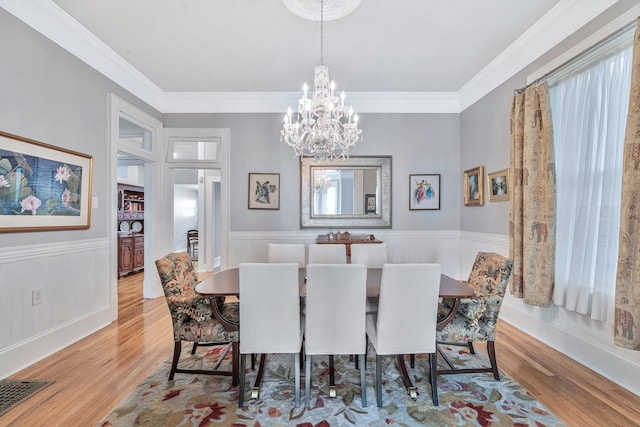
[117,184,145,278]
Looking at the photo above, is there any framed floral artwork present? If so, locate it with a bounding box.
[487,168,510,202]
[409,174,440,210]
[0,131,93,232]
[248,172,280,210]
[464,166,484,206]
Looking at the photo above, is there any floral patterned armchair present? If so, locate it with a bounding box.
[155,252,239,384]
[436,252,513,380]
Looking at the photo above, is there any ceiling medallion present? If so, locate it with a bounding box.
[282,0,362,21]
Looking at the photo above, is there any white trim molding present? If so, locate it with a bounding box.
[0,0,623,114]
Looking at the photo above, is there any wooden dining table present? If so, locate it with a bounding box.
[195,267,473,330]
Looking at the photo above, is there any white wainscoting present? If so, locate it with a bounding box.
[459,231,640,397]
[229,230,463,278]
[0,238,115,379]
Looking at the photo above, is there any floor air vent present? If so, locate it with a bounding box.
[0,380,54,417]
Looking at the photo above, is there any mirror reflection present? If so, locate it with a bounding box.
[312,168,378,215]
[300,156,391,229]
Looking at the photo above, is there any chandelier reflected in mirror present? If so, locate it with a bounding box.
[281,0,362,161]
[313,170,332,192]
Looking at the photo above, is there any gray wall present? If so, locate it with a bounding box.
[459,79,514,234]
[0,9,162,377]
[0,9,161,246]
[458,0,640,235]
[163,113,461,231]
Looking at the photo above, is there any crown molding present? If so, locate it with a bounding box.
[526,2,640,85]
[458,0,619,111]
[0,0,165,109]
[0,0,623,114]
[161,91,461,114]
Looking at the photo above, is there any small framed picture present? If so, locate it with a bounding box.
[487,169,509,202]
[464,166,484,206]
[248,173,280,210]
[365,193,376,214]
[409,174,440,210]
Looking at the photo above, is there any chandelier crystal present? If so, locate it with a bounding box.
[281,0,362,161]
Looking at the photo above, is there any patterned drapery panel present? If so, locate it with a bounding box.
[509,83,556,307]
[615,21,640,350]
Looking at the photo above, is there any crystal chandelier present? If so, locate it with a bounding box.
[281,0,362,161]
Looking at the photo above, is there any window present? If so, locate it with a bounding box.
[548,25,634,321]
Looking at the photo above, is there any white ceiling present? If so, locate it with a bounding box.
[0,0,629,112]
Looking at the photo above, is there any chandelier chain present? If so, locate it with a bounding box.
[320,0,324,65]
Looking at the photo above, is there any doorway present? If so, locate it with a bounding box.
[110,94,164,304]
[165,128,230,273]
[172,169,221,271]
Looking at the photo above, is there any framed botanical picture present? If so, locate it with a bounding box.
[409,174,440,210]
[0,131,93,232]
[487,168,510,202]
[365,193,376,214]
[464,166,484,206]
[248,172,280,210]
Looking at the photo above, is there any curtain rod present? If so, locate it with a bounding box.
[514,16,639,94]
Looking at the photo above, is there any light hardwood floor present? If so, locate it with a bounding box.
[3,271,640,426]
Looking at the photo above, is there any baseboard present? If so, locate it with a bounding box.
[0,305,114,379]
[501,301,640,397]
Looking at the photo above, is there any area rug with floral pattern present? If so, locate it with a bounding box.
[97,343,565,426]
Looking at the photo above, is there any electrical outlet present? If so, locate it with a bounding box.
[32,288,43,306]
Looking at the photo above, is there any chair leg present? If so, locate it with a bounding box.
[397,354,417,399]
[328,355,336,397]
[487,341,500,380]
[251,353,256,370]
[429,352,439,406]
[305,355,312,408]
[468,341,475,354]
[252,354,267,397]
[294,353,301,407]
[375,355,383,407]
[232,341,239,386]
[191,342,198,354]
[238,353,246,408]
[299,345,305,371]
[169,341,182,381]
[410,354,415,368]
[360,353,367,407]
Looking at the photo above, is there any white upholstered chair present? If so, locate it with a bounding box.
[267,243,306,267]
[307,244,347,264]
[238,263,303,407]
[365,263,441,406]
[350,243,388,314]
[304,264,367,408]
[350,243,388,268]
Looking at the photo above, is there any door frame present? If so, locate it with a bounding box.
[164,127,230,272]
[109,94,164,303]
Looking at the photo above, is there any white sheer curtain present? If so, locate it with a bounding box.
[549,35,632,322]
